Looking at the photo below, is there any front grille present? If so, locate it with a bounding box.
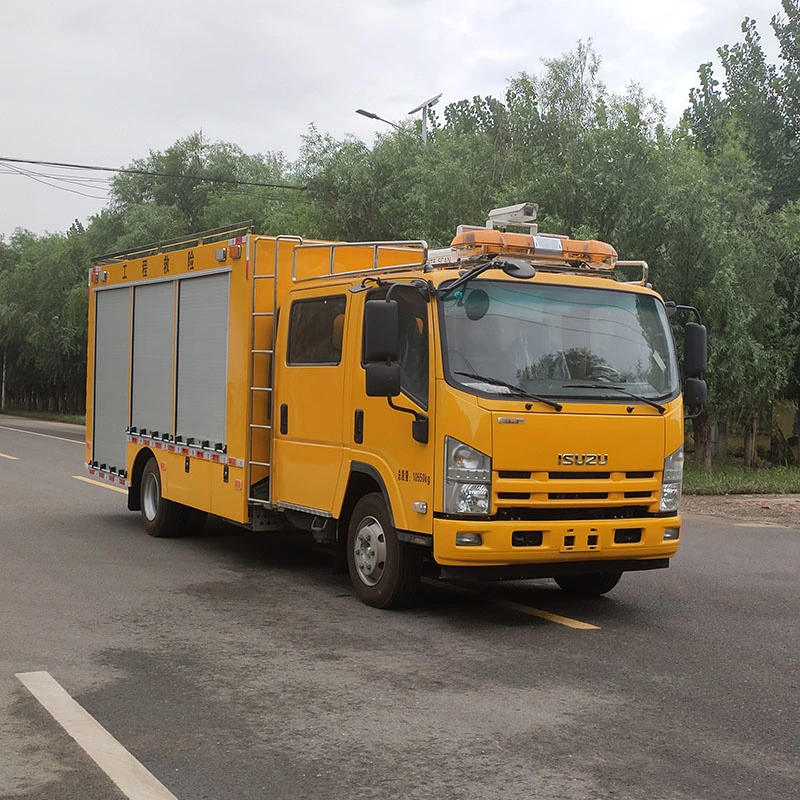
[494,466,661,521]
[496,505,651,522]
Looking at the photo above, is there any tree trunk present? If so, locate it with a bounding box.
[769,419,796,466]
[693,409,712,471]
[743,416,758,467]
[717,421,729,460]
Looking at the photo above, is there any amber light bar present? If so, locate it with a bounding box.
[450,229,617,268]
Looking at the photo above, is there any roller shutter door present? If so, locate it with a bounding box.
[131,281,174,436]
[93,287,131,471]
[176,273,230,447]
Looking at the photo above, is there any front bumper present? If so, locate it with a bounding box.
[432,514,680,568]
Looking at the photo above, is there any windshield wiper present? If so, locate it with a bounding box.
[567,383,666,414]
[455,371,562,411]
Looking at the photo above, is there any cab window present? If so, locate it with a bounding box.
[287,296,346,365]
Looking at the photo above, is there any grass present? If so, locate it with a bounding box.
[0,408,85,426]
[685,459,800,495]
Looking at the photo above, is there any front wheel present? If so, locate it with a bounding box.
[347,493,421,609]
[554,571,622,597]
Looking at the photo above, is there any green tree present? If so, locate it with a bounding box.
[0,228,88,412]
[110,132,297,236]
[685,1,800,206]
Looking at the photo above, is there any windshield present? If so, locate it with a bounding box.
[440,280,679,401]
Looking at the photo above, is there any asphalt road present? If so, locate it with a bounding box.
[1,415,798,800]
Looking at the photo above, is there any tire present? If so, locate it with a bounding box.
[554,571,622,597]
[140,457,192,538]
[347,493,421,609]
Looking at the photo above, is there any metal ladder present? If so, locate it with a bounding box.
[246,236,302,507]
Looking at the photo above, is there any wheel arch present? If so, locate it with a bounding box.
[337,461,394,541]
[127,447,156,511]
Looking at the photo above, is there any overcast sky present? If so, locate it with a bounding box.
[0,0,786,238]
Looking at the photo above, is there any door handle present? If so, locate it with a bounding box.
[354,409,364,444]
[280,403,288,435]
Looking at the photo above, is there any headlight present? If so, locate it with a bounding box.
[659,445,684,512]
[444,437,492,515]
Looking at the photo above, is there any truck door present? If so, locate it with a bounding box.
[351,285,435,535]
[272,291,348,512]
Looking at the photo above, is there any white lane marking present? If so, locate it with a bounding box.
[16,671,179,800]
[0,452,19,460]
[422,577,600,630]
[73,476,128,495]
[0,424,83,445]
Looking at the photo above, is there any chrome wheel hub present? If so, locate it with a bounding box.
[353,516,386,587]
[142,472,160,521]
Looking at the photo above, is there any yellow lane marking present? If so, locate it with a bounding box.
[16,671,179,800]
[0,452,19,460]
[422,577,600,630]
[72,475,127,495]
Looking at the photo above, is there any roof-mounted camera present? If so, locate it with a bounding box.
[486,203,539,232]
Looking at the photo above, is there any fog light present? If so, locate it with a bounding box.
[456,532,483,546]
[663,527,680,541]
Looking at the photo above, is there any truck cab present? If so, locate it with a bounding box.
[270,205,707,607]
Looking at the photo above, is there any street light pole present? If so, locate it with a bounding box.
[408,93,442,145]
[355,108,403,132]
[356,94,443,144]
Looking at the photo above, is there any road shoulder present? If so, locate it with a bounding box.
[682,493,800,528]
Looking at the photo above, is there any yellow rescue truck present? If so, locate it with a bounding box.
[85,203,707,608]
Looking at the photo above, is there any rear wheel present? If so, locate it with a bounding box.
[554,571,622,597]
[140,457,195,538]
[347,493,421,609]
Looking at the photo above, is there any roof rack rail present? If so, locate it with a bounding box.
[291,240,428,283]
[92,221,255,265]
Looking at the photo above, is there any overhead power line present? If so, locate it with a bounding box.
[0,156,307,191]
[0,161,112,200]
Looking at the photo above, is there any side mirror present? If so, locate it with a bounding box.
[684,322,707,378]
[364,300,399,363]
[365,363,401,397]
[684,377,707,410]
[411,416,429,444]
